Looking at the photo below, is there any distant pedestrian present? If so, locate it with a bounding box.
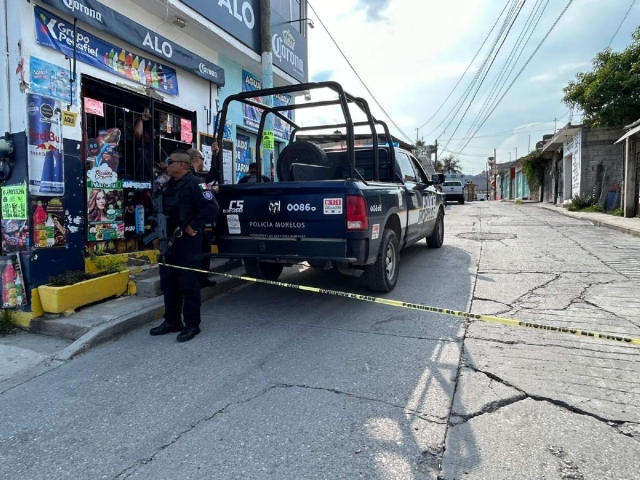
[238,162,271,184]
[149,149,218,342]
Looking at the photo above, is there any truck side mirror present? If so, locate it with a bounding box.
[432,174,445,185]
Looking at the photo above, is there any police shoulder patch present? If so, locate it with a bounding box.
[203,191,214,200]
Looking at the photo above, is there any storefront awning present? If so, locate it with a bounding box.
[614,123,640,144]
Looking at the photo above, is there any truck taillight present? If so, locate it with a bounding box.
[346,196,368,231]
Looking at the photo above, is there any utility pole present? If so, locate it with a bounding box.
[515,147,517,161]
[434,139,438,168]
[528,135,531,153]
[493,147,497,200]
[260,0,273,179]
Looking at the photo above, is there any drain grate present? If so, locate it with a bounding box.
[456,232,517,241]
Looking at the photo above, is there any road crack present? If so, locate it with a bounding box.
[463,365,640,440]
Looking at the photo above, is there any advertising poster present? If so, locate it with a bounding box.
[1,185,29,253]
[235,134,252,183]
[222,147,233,185]
[86,128,121,173]
[242,70,293,141]
[31,197,66,248]
[29,56,78,105]
[34,6,179,96]
[123,189,151,238]
[87,179,124,242]
[27,93,64,196]
[0,255,27,308]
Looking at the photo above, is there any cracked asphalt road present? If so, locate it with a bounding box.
[1,202,639,479]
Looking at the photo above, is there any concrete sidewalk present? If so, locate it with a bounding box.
[0,260,247,392]
[534,202,640,237]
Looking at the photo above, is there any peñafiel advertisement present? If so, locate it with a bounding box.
[1,184,29,253]
[31,197,66,248]
[0,254,27,308]
[29,56,78,105]
[27,93,64,196]
[35,6,179,96]
[242,70,293,141]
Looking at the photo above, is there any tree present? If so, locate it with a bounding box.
[562,26,640,128]
[440,155,462,173]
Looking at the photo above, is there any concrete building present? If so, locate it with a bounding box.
[538,124,625,208]
[0,0,309,315]
[615,119,640,218]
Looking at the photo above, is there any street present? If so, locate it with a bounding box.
[1,201,639,479]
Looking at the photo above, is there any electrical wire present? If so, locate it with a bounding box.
[449,0,575,156]
[307,2,413,144]
[417,0,512,131]
[608,0,636,48]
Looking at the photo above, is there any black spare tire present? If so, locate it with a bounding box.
[277,141,329,182]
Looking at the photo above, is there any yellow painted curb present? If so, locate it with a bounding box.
[11,310,35,329]
[38,271,130,314]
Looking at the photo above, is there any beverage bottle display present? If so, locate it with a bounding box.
[103,52,110,67]
[138,59,146,85]
[109,49,115,69]
[15,273,23,305]
[131,56,140,82]
[46,214,55,247]
[135,205,145,234]
[157,65,164,90]
[125,53,133,80]
[117,50,126,75]
[33,202,47,247]
[151,63,159,88]
[144,62,152,86]
[2,261,16,307]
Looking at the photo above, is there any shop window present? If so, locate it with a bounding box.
[81,77,195,255]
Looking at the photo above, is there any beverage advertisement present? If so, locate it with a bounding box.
[31,197,66,248]
[242,70,293,141]
[235,134,252,183]
[123,189,151,238]
[29,56,77,105]
[1,184,29,253]
[35,6,179,96]
[27,93,64,196]
[0,255,27,308]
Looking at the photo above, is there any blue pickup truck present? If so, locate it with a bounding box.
[209,82,445,292]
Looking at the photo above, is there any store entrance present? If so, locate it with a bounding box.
[81,76,196,254]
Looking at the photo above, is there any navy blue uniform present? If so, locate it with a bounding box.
[160,171,218,329]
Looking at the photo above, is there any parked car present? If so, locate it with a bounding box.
[209,81,446,292]
[443,180,465,204]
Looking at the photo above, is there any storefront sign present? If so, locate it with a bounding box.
[235,133,252,183]
[29,56,78,105]
[62,110,78,126]
[35,7,180,96]
[242,70,293,141]
[39,0,225,86]
[180,0,307,82]
[27,93,65,196]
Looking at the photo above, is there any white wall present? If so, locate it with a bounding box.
[563,130,582,199]
[16,0,225,142]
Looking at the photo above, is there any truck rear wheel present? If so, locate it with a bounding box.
[426,210,444,248]
[364,229,400,292]
[243,259,284,281]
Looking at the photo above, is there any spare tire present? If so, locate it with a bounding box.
[277,141,329,182]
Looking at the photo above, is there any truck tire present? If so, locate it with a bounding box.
[458,199,465,205]
[426,210,444,248]
[243,259,284,281]
[364,229,400,292]
[277,141,329,182]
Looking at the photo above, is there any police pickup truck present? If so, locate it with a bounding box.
[209,82,446,292]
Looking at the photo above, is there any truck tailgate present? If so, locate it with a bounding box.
[214,182,358,260]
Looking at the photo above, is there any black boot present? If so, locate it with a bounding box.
[177,326,201,342]
[150,321,183,336]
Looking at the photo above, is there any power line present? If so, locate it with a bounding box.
[608,0,636,48]
[417,0,512,131]
[440,0,527,154]
[307,2,413,144]
[450,0,575,156]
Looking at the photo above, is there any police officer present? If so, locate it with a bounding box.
[188,147,219,287]
[149,149,218,342]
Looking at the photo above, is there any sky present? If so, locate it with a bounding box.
[298,0,640,174]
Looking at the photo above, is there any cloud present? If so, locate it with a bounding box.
[530,73,557,83]
[311,69,335,82]
[355,0,391,22]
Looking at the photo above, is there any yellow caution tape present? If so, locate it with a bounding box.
[159,262,640,347]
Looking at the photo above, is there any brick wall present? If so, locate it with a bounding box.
[580,128,625,210]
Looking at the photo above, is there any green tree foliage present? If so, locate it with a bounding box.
[563,26,640,127]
